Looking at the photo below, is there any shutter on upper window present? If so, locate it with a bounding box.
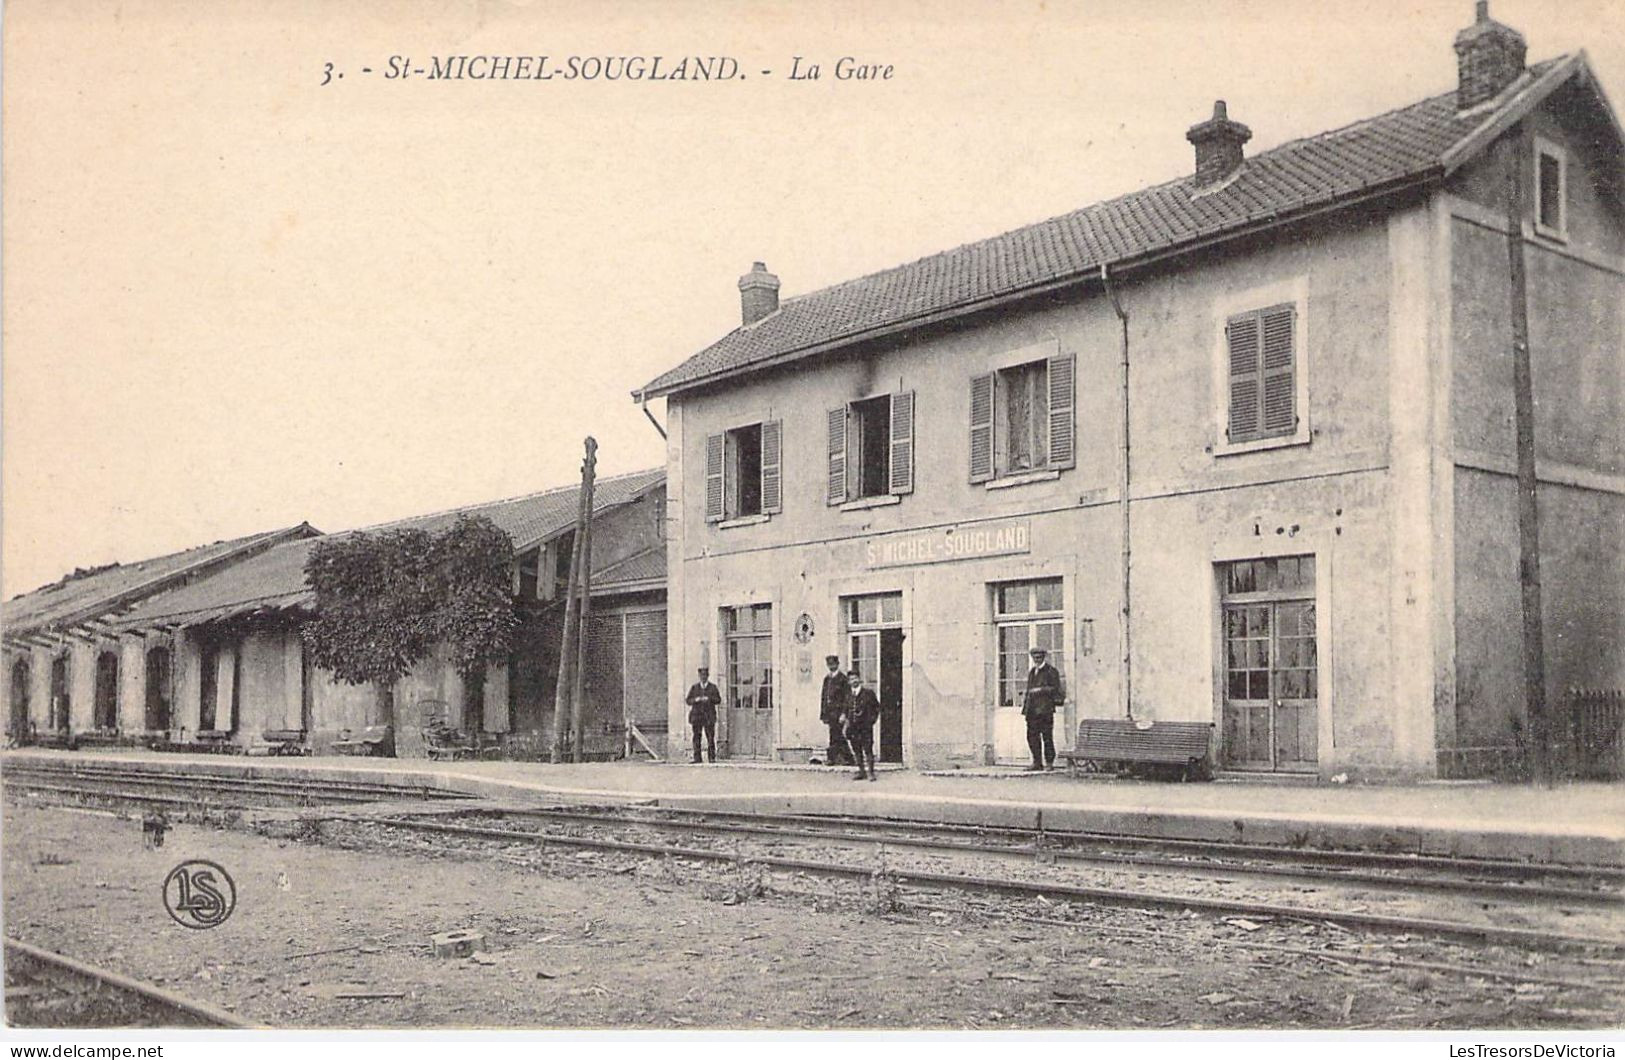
[826,407,848,505]
[888,391,915,495]
[1260,305,1295,437]
[1046,354,1075,470]
[969,373,995,483]
[704,433,724,522]
[1226,313,1262,442]
[760,420,783,514]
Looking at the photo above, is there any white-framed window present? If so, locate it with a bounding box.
[970,350,1075,484]
[704,420,782,523]
[1211,278,1310,456]
[1534,136,1567,242]
[827,391,914,505]
[992,578,1066,708]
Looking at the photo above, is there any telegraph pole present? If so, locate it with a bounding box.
[1504,131,1549,784]
[570,438,597,762]
[551,437,596,763]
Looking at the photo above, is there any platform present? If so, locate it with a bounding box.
[4,747,1621,867]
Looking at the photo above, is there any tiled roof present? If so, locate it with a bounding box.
[115,469,666,628]
[593,545,665,593]
[2,526,312,639]
[641,58,1572,397]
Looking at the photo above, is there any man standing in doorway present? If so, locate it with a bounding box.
[685,666,721,764]
[846,669,880,782]
[1021,646,1064,771]
[819,654,853,766]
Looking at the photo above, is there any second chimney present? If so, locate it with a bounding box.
[1186,100,1252,189]
[738,262,780,325]
[1454,1,1526,111]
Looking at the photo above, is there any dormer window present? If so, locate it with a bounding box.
[1534,137,1567,241]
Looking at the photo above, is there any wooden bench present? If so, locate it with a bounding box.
[259,729,309,757]
[333,724,393,757]
[1061,718,1215,781]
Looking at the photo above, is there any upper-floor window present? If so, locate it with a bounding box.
[1534,137,1567,241]
[828,391,914,505]
[969,353,1075,484]
[705,420,782,523]
[1225,303,1298,445]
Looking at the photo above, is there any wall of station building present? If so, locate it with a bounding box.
[664,202,1442,775]
[1444,97,1625,759]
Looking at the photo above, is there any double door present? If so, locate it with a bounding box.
[1222,598,1318,771]
[724,603,774,759]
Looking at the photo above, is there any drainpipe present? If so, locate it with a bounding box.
[1100,264,1132,720]
[638,390,668,440]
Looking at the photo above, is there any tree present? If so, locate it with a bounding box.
[301,515,520,748]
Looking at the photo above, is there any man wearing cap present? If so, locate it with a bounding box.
[685,665,722,764]
[845,669,880,782]
[1021,647,1064,771]
[819,654,854,766]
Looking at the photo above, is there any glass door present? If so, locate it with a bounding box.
[1220,557,1317,772]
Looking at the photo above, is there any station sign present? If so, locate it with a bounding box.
[865,519,1031,569]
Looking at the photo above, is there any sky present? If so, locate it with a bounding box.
[4,0,1622,598]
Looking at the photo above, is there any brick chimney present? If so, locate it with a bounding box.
[738,262,780,325]
[1454,1,1527,110]
[1186,101,1252,189]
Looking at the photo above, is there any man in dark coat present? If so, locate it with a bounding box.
[1021,646,1064,771]
[819,654,853,766]
[685,666,722,763]
[845,669,880,781]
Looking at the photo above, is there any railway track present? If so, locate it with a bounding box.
[351,810,1625,953]
[1,761,469,809]
[499,804,1625,905]
[4,938,247,1028]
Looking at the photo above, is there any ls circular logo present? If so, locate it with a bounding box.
[163,860,237,929]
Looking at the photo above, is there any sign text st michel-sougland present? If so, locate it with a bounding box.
[864,520,1031,569]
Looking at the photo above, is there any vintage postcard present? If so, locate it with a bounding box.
[2,0,1622,1047]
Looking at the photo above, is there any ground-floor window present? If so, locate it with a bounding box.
[1220,555,1318,771]
[723,604,773,759]
[994,579,1066,708]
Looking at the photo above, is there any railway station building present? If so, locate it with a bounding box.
[639,7,1624,777]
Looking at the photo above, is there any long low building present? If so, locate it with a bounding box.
[4,469,668,758]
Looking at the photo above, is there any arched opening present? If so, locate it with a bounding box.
[145,646,173,731]
[94,651,119,730]
[9,659,31,739]
[49,654,70,732]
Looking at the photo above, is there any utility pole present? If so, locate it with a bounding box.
[551,438,595,763]
[1504,130,1549,785]
[570,438,597,763]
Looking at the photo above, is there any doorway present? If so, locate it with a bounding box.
[9,659,30,739]
[845,591,905,764]
[722,603,773,759]
[145,646,174,731]
[1219,556,1318,772]
[49,655,70,732]
[94,652,119,730]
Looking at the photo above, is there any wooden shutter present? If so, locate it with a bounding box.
[760,419,783,514]
[888,391,915,495]
[704,433,724,522]
[1046,354,1076,470]
[1260,305,1296,437]
[1226,313,1262,442]
[826,407,848,505]
[969,372,995,483]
